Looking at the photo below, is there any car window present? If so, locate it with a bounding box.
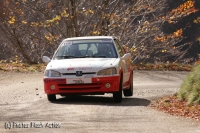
[88,44,98,55]
[53,39,118,59]
[114,39,125,57]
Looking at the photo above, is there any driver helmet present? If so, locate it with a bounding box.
[69,44,79,55]
[98,44,108,53]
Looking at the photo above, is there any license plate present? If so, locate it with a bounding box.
[66,78,91,84]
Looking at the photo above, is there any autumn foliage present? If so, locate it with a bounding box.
[161,0,200,63]
[151,95,200,121]
[0,0,199,64]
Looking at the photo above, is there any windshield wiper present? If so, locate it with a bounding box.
[91,55,107,58]
[56,56,80,59]
[78,55,92,58]
[56,55,107,59]
[79,55,106,58]
[80,55,107,58]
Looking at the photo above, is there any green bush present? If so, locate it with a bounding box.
[177,65,200,105]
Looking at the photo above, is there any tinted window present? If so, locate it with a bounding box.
[53,39,118,59]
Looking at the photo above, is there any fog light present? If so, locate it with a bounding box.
[105,83,111,88]
[50,85,56,90]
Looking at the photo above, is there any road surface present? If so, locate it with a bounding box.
[0,71,199,133]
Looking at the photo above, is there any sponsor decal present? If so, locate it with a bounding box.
[72,79,84,84]
[67,68,75,71]
[67,78,91,84]
[79,67,92,70]
[61,41,72,46]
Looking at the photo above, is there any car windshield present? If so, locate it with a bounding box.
[53,39,118,59]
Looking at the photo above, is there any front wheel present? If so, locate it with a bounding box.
[113,78,123,103]
[47,94,56,102]
[123,73,133,96]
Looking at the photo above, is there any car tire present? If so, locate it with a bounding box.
[123,73,133,96]
[47,94,56,102]
[113,78,123,103]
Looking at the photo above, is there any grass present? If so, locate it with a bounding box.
[177,64,200,105]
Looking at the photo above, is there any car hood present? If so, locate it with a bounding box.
[46,58,119,73]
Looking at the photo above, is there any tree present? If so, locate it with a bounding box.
[162,0,200,63]
[0,0,64,63]
[0,0,174,64]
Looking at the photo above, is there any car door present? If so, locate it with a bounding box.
[114,39,131,88]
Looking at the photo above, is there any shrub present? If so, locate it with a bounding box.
[178,64,200,105]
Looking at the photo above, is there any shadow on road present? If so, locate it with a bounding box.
[50,95,151,106]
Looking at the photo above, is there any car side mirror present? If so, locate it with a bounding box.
[42,56,51,63]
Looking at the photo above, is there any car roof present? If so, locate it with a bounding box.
[63,36,117,41]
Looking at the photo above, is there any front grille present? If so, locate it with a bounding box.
[62,72,96,75]
[58,83,102,90]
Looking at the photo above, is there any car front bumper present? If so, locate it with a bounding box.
[43,76,120,95]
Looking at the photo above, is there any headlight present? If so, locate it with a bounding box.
[97,68,117,75]
[45,70,61,77]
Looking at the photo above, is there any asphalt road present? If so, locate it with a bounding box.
[0,71,199,133]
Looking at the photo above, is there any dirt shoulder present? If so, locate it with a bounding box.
[0,71,45,104]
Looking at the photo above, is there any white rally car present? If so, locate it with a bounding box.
[42,36,133,103]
